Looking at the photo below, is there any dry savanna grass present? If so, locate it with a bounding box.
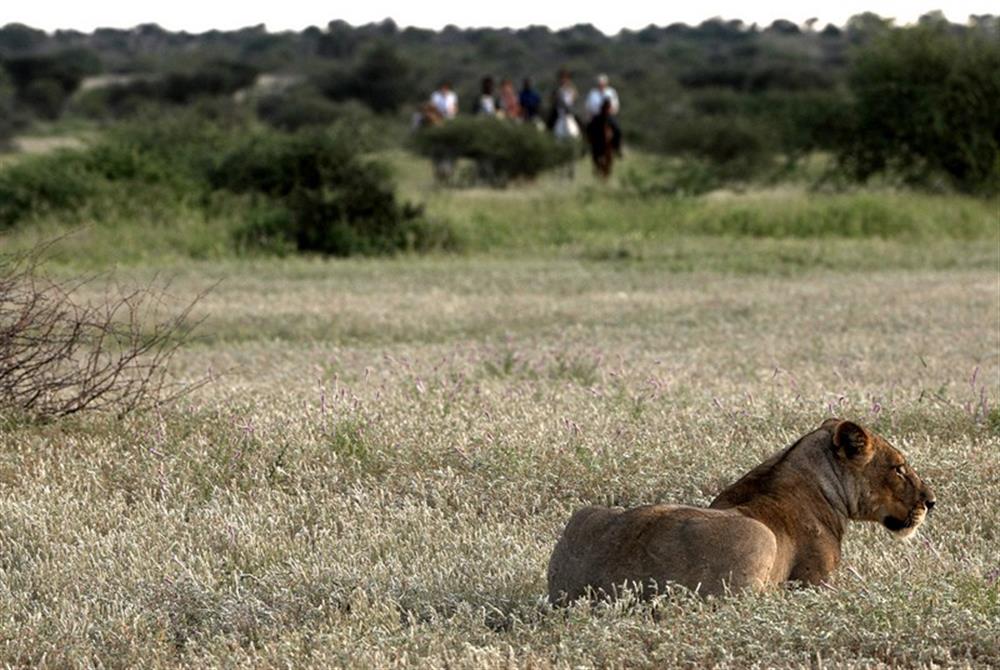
[0,257,998,668]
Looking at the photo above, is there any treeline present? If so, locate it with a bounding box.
[1,12,998,193]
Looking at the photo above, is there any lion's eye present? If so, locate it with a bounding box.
[894,465,906,477]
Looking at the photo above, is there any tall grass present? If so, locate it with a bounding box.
[0,260,996,667]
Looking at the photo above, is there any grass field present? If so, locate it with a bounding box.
[2,149,998,273]
[1,149,999,667]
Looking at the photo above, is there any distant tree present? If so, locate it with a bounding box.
[664,23,692,36]
[3,49,100,93]
[696,19,747,40]
[917,11,950,29]
[516,24,551,42]
[21,78,66,119]
[317,20,358,58]
[318,43,416,114]
[3,49,101,118]
[92,28,131,53]
[375,18,398,37]
[767,20,801,35]
[0,23,46,54]
[748,64,833,92]
[846,12,893,44]
[400,26,435,45]
[135,23,168,38]
[160,60,257,104]
[840,25,1000,193]
[968,15,999,37]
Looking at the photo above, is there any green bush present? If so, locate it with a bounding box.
[2,49,101,119]
[71,61,257,120]
[620,158,722,197]
[1,113,240,227]
[254,92,396,149]
[0,151,98,228]
[839,26,1000,193]
[94,112,239,186]
[0,114,455,257]
[650,115,777,181]
[0,112,239,228]
[160,60,258,104]
[0,70,20,147]
[410,118,575,185]
[0,115,231,227]
[214,128,454,255]
[257,90,352,130]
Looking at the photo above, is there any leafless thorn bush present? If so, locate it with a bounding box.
[0,243,206,419]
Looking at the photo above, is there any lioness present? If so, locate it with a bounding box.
[547,419,935,602]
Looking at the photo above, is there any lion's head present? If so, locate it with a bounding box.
[827,419,936,539]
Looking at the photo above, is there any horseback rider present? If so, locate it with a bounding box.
[429,81,458,120]
[519,77,542,123]
[548,68,580,139]
[584,73,620,122]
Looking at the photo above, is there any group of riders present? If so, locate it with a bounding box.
[416,68,623,179]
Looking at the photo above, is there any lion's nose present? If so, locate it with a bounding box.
[925,499,936,512]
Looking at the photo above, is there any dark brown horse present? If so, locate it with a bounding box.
[586,99,622,179]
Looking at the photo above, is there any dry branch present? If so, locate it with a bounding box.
[0,243,205,419]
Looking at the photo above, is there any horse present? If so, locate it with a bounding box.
[586,100,621,179]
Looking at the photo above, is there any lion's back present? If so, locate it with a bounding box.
[547,504,776,603]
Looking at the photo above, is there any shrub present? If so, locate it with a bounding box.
[0,115,454,257]
[650,115,777,181]
[687,89,852,160]
[0,241,202,420]
[839,26,1000,193]
[0,23,47,54]
[257,90,348,130]
[410,118,575,185]
[70,80,162,120]
[159,60,258,104]
[0,112,239,228]
[70,61,257,119]
[2,49,100,118]
[2,49,100,94]
[0,70,20,147]
[214,128,452,255]
[620,158,722,197]
[755,91,852,158]
[20,78,69,119]
[255,91,393,150]
[0,151,99,228]
[94,111,239,186]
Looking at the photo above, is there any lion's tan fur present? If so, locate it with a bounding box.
[547,419,935,602]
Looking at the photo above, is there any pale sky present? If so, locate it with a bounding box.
[4,1,993,34]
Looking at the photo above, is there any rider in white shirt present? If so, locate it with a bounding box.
[585,74,619,121]
[430,81,458,119]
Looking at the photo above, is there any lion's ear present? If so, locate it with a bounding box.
[819,417,841,431]
[832,420,873,463]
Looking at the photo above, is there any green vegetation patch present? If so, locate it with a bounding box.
[0,114,457,257]
[411,117,575,186]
